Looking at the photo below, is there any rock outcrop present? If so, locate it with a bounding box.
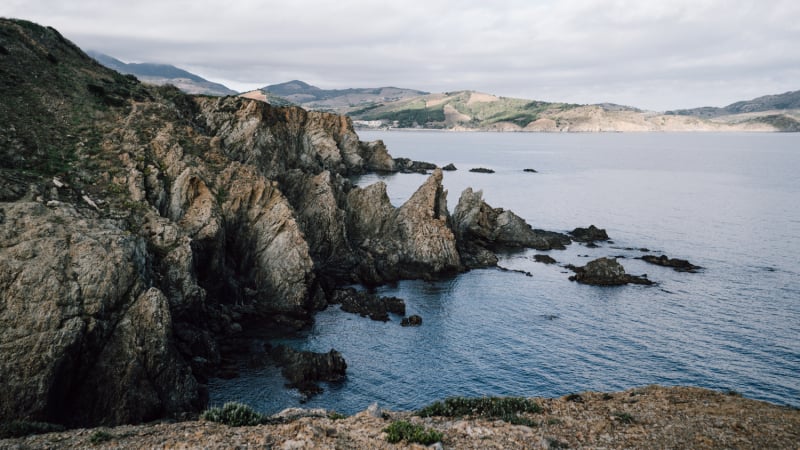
[568,258,653,286]
[269,345,347,397]
[452,188,571,267]
[569,225,610,243]
[330,288,406,322]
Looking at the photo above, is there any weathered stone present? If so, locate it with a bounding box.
[534,254,558,264]
[469,167,495,173]
[442,163,457,171]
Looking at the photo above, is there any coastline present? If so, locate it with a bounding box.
[3,386,798,449]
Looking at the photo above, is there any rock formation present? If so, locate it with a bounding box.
[452,188,571,267]
[569,225,610,243]
[568,258,653,286]
[330,288,406,322]
[269,345,347,396]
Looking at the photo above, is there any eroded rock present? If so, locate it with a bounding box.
[639,254,701,273]
[568,257,653,286]
[330,288,406,321]
[269,345,347,397]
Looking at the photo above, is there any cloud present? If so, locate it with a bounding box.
[2,0,798,109]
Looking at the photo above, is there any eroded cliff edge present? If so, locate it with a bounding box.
[1,19,571,427]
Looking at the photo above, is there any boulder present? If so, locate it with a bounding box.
[401,315,423,327]
[568,257,653,286]
[569,225,610,243]
[442,163,457,171]
[393,158,437,174]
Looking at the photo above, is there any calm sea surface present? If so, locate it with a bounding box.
[210,132,800,412]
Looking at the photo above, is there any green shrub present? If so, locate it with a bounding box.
[328,412,347,420]
[200,402,264,427]
[612,412,635,424]
[0,420,65,438]
[89,430,113,444]
[418,396,541,419]
[383,420,443,445]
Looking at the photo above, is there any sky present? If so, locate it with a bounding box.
[3,0,799,111]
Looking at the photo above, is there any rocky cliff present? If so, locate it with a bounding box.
[0,19,578,428]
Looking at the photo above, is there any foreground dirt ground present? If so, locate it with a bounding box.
[2,386,798,449]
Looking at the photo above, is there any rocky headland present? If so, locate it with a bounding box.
[0,19,782,444]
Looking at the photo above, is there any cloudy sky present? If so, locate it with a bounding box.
[3,0,798,110]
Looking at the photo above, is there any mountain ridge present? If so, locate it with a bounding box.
[87,50,238,97]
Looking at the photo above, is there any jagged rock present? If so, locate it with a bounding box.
[346,170,462,283]
[534,254,558,264]
[639,254,701,273]
[357,140,395,172]
[269,345,347,396]
[442,163,457,171]
[452,188,570,268]
[568,257,653,286]
[401,315,423,326]
[569,225,610,243]
[330,288,405,321]
[470,167,495,173]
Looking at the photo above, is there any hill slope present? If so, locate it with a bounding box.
[260,80,427,112]
[667,90,800,118]
[87,51,238,96]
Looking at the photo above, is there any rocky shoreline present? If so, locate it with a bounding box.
[1,386,797,449]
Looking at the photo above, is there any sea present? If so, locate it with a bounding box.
[209,131,800,413]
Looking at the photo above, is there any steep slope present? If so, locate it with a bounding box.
[87,50,238,96]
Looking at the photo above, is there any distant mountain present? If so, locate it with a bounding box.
[666,90,800,118]
[259,80,428,112]
[87,51,238,96]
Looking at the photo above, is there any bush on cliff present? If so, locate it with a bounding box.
[200,402,264,427]
[417,396,541,425]
[383,420,443,445]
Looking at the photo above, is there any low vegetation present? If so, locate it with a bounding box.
[418,396,542,425]
[383,420,443,445]
[200,402,264,427]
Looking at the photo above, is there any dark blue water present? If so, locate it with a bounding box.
[210,132,800,412]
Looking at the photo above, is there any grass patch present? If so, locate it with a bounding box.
[328,412,347,420]
[201,402,264,427]
[417,396,541,425]
[612,412,635,424]
[89,430,113,444]
[0,420,65,438]
[383,420,443,445]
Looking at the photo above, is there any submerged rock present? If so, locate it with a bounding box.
[523,168,538,173]
[269,345,347,397]
[469,167,495,173]
[569,225,610,243]
[639,254,701,273]
[401,315,423,326]
[569,257,653,286]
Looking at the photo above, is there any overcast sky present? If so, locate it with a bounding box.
[3,0,799,110]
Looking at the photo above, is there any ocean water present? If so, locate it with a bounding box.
[210,131,800,413]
